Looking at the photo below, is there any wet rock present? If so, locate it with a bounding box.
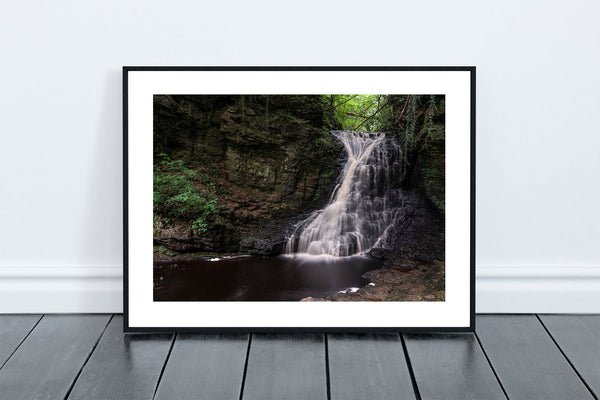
[300,297,329,302]
[372,188,445,263]
[154,221,240,253]
[240,237,286,257]
[368,247,396,261]
[238,214,307,256]
[303,259,445,302]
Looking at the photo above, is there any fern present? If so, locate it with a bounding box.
[154,155,221,233]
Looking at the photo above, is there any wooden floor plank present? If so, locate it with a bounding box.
[404,333,506,400]
[154,333,249,400]
[66,315,173,400]
[0,314,41,368]
[328,333,416,400]
[242,333,327,400]
[476,315,594,400]
[539,314,600,398]
[0,314,110,400]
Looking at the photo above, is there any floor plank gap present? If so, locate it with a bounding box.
[324,334,331,400]
[535,315,598,400]
[400,334,422,400]
[238,333,252,400]
[0,314,43,371]
[474,331,510,400]
[152,333,177,400]
[63,314,114,400]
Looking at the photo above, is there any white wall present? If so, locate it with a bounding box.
[1,0,599,313]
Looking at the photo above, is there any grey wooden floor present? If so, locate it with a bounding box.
[0,315,598,399]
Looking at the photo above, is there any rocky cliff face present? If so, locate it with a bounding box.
[153,95,340,255]
[388,95,445,214]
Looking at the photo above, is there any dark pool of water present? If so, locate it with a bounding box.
[153,255,383,301]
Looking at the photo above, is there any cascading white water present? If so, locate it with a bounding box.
[286,131,403,257]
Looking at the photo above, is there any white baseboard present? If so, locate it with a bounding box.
[0,266,123,313]
[0,266,599,313]
[476,266,600,313]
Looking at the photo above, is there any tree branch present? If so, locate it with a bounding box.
[354,100,390,131]
[345,112,370,118]
[333,95,360,108]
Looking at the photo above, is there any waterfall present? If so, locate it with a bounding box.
[286,131,403,257]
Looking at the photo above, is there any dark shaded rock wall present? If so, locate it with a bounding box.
[388,95,445,214]
[368,188,445,263]
[153,95,340,254]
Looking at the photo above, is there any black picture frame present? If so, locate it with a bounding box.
[123,66,476,333]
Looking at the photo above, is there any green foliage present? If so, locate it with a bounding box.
[154,154,220,233]
[322,95,392,132]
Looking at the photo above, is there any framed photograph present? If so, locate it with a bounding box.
[124,67,475,332]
